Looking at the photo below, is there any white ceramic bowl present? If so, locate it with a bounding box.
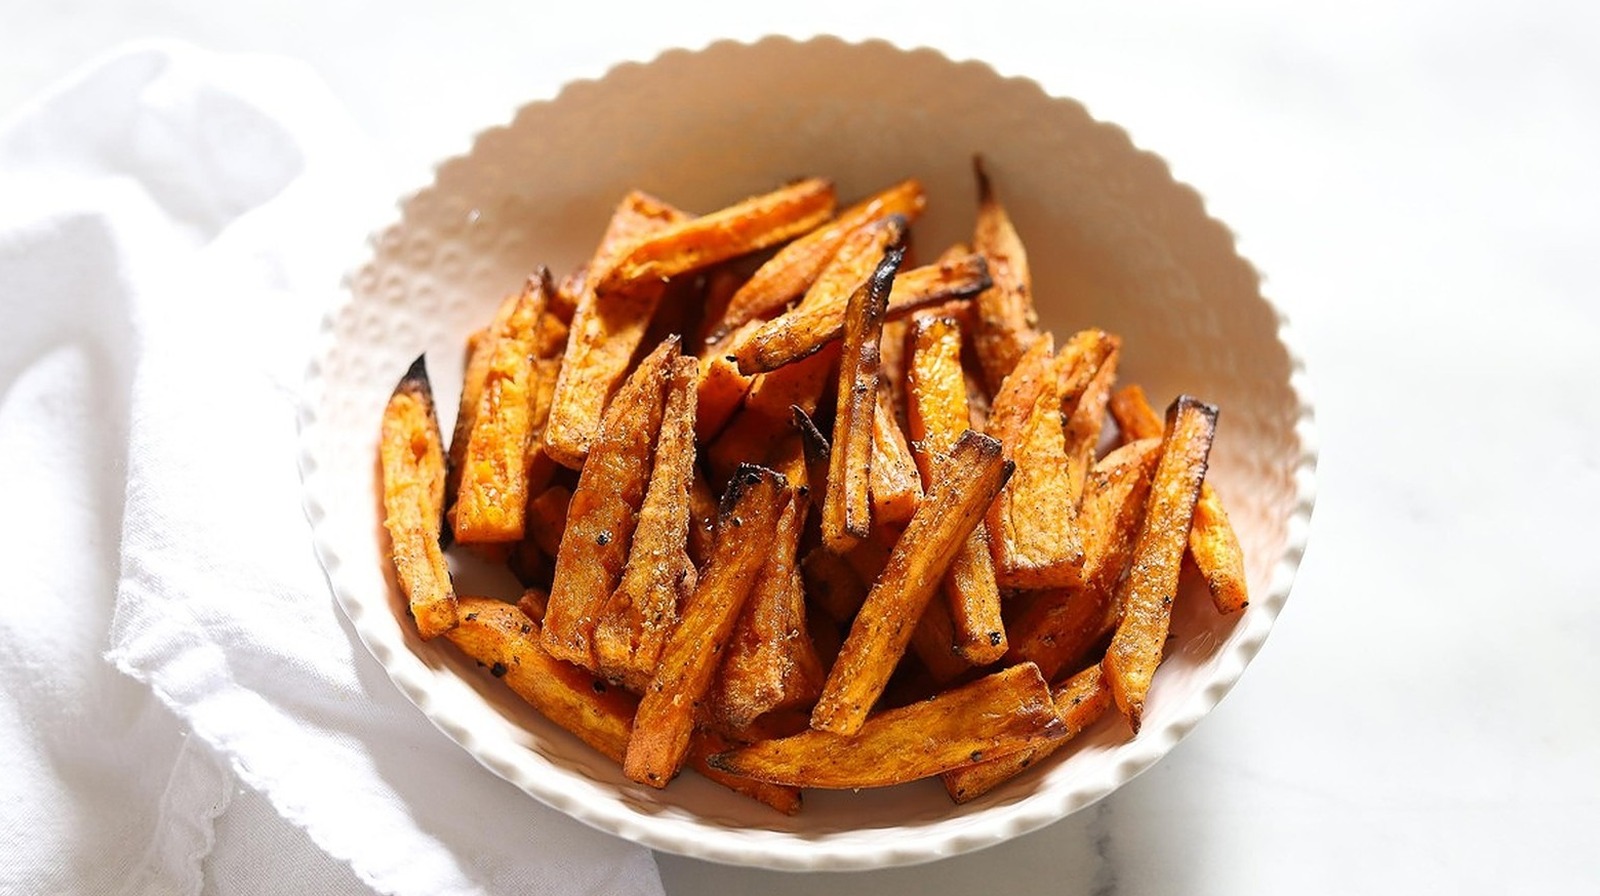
[299,35,1317,871]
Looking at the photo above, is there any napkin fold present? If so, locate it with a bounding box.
[0,42,663,896]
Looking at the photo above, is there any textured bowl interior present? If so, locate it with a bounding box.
[299,36,1316,871]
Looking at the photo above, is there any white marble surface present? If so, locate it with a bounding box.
[5,2,1597,893]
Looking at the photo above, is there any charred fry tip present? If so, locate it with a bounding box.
[398,353,431,393]
[954,429,1005,460]
[1168,394,1221,425]
[720,463,786,512]
[791,405,829,454]
[972,154,995,203]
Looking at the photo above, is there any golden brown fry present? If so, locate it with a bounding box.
[542,338,679,668]
[517,587,549,626]
[380,355,457,639]
[969,156,1040,393]
[983,334,1055,455]
[625,465,792,787]
[453,269,554,543]
[812,430,1013,734]
[445,597,636,762]
[1058,330,1120,503]
[544,192,689,469]
[868,386,922,525]
[710,493,824,729]
[1005,438,1160,680]
[942,663,1112,803]
[732,251,990,375]
[592,355,700,690]
[821,248,903,553]
[988,349,1086,588]
[706,344,837,485]
[1111,385,1249,614]
[445,325,491,526]
[687,730,802,815]
[795,214,909,312]
[1104,396,1218,732]
[599,177,836,294]
[694,320,763,443]
[710,662,1063,788]
[711,178,926,340]
[905,313,1006,664]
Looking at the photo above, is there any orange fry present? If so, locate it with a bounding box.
[711,178,926,340]
[1104,395,1218,731]
[1111,384,1249,614]
[380,355,457,639]
[592,354,700,690]
[941,663,1112,803]
[969,155,1041,393]
[987,349,1085,588]
[624,465,792,787]
[445,597,636,762]
[544,191,689,469]
[542,337,678,668]
[452,269,554,543]
[710,662,1063,788]
[812,430,1013,735]
[598,177,836,293]
[868,386,923,525]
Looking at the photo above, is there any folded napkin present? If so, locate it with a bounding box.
[0,42,663,896]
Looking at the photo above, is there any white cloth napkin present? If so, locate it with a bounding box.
[0,42,663,896]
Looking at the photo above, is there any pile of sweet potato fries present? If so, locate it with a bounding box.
[377,161,1248,812]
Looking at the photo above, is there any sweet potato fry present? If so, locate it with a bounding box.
[452,269,554,543]
[709,178,925,340]
[821,247,903,553]
[687,729,802,815]
[710,493,824,729]
[444,325,491,527]
[598,177,836,294]
[445,597,636,762]
[592,354,700,690]
[983,334,1055,455]
[969,156,1041,393]
[1059,330,1120,503]
[709,662,1063,788]
[812,430,1013,734]
[687,470,718,570]
[544,192,688,469]
[694,320,764,443]
[987,349,1086,588]
[380,355,457,639]
[624,465,791,787]
[523,484,572,559]
[705,343,837,485]
[941,663,1112,803]
[1104,396,1218,732]
[1004,438,1160,680]
[732,251,990,375]
[517,587,549,626]
[868,386,923,525]
[905,313,1006,664]
[800,546,868,623]
[1111,384,1249,614]
[542,338,678,668]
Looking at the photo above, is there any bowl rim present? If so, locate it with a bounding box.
[297,33,1319,871]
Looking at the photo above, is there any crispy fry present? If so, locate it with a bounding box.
[542,338,678,668]
[445,597,636,762]
[694,320,763,443]
[969,156,1041,393]
[445,325,491,526]
[710,178,925,340]
[687,730,802,815]
[545,192,689,469]
[710,493,824,729]
[941,663,1112,803]
[706,344,837,485]
[710,662,1063,788]
[1104,396,1218,731]
[1058,329,1120,503]
[1005,438,1161,679]
[1111,384,1249,614]
[732,251,990,375]
[687,469,718,570]
[821,247,903,553]
[380,355,457,639]
[598,178,836,294]
[905,313,1006,664]
[812,430,1013,734]
[868,386,922,525]
[452,269,554,543]
[592,355,700,690]
[624,466,791,787]
[987,349,1086,588]
[983,334,1055,455]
